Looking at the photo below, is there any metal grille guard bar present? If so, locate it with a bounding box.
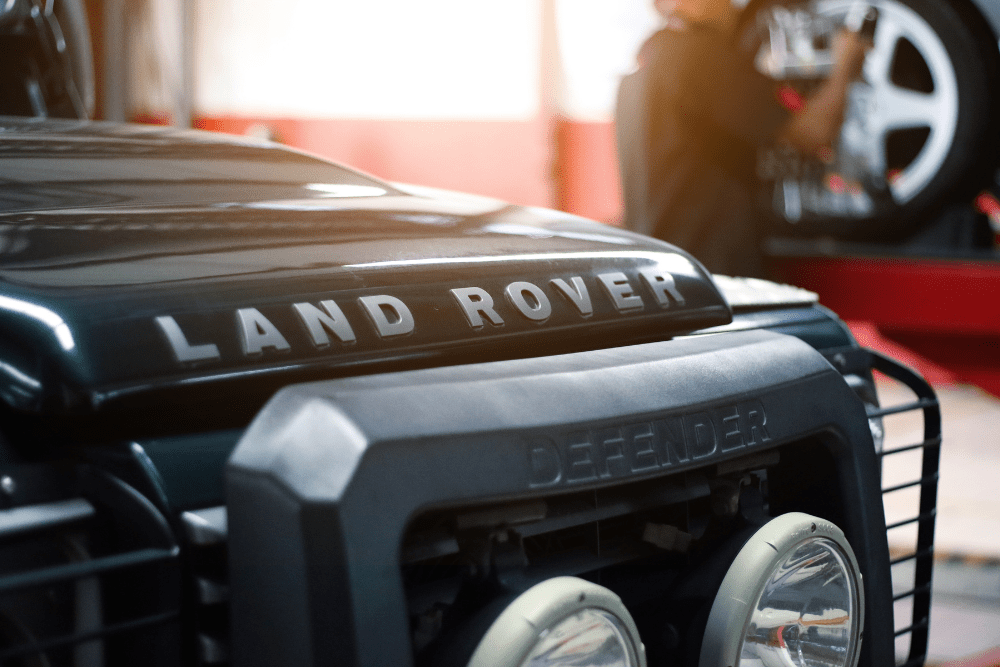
[867,350,942,667]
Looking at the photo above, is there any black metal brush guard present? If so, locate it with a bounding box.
[0,466,182,664]
[865,350,942,667]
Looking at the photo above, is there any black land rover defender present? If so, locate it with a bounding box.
[0,116,940,667]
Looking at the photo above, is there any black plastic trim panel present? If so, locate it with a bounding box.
[225,329,892,667]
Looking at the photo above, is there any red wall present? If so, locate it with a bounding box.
[553,119,622,225]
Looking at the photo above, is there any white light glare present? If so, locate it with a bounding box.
[305,184,387,198]
[0,295,76,350]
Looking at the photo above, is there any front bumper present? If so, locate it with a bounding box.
[226,329,896,667]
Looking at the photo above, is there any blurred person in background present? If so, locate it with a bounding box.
[616,0,869,277]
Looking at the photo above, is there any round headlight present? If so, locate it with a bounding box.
[468,576,646,667]
[700,513,864,667]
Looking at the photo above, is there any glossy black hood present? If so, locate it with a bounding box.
[0,117,731,414]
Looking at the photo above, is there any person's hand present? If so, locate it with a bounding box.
[779,29,872,155]
[832,28,872,83]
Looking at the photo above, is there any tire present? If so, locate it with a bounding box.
[760,0,997,241]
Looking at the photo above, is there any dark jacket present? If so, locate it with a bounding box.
[616,22,788,276]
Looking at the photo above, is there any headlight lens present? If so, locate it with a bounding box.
[743,538,858,667]
[468,576,645,667]
[700,513,864,667]
[521,607,634,667]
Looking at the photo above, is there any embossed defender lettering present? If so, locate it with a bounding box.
[527,400,770,488]
[155,269,687,364]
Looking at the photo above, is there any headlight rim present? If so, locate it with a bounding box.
[699,512,865,667]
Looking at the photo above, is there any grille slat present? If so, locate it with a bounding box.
[182,505,231,666]
[895,619,930,637]
[867,399,939,418]
[181,507,228,546]
[882,474,940,495]
[890,547,934,566]
[0,546,179,595]
[886,511,937,532]
[0,609,180,662]
[894,584,931,602]
[879,436,942,457]
[0,498,94,540]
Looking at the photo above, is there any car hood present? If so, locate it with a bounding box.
[0,117,730,414]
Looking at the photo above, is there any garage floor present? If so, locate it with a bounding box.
[877,378,1000,665]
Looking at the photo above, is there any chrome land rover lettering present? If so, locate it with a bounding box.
[155,270,688,365]
[527,400,770,488]
[157,295,413,363]
[450,287,505,328]
[639,268,685,307]
[154,315,221,363]
[358,295,415,339]
[237,308,291,356]
[597,272,643,312]
[292,301,357,348]
[454,271,682,325]
[504,282,552,322]
[550,276,593,317]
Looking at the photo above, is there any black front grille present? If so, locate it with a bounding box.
[399,353,942,667]
[0,466,181,666]
[400,454,785,665]
[866,350,942,667]
[181,507,230,666]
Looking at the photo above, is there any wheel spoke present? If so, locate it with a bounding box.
[863,15,905,88]
[872,85,940,132]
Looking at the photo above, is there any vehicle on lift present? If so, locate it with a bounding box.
[751,0,1000,240]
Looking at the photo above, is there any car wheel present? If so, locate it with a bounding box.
[763,0,996,240]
